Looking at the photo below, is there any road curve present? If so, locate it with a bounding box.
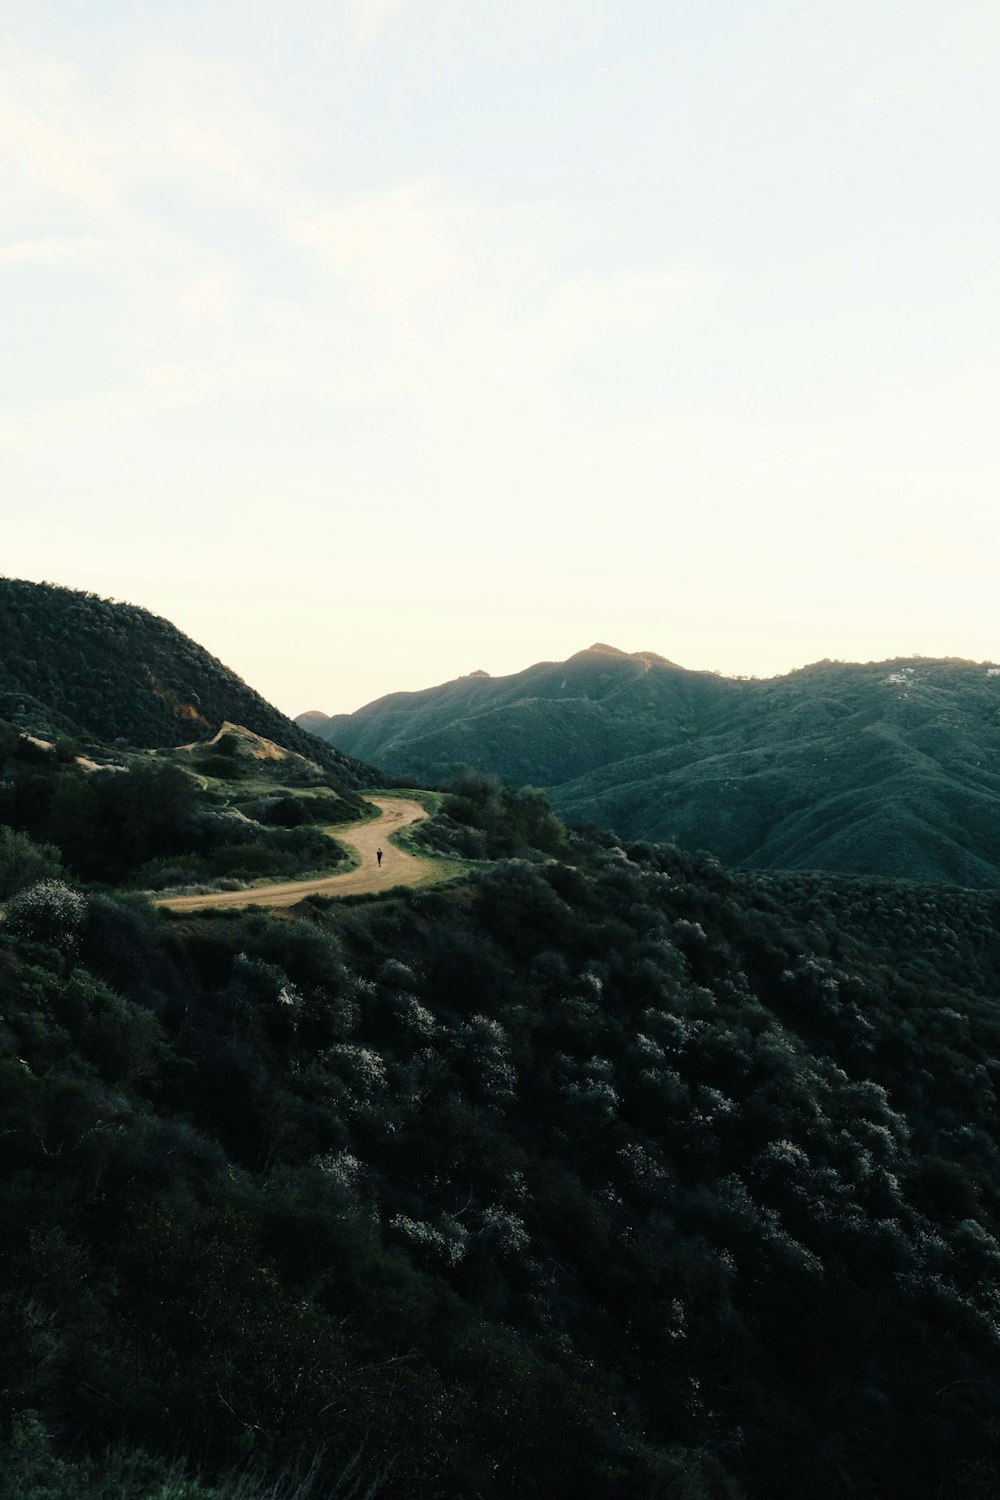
[157,796,443,912]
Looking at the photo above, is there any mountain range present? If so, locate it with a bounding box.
[300,642,1000,886]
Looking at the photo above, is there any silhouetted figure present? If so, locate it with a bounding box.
[376,847,383,867]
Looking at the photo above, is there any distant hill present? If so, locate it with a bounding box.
[0,577,374,787]
[296,709,332,732]
[300,644,1000,885]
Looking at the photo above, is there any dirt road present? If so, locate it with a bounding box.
[157,796,448,912]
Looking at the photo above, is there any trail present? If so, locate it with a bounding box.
[157,796,449,912]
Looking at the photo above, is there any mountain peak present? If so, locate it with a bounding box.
[574,643,680,669]
[584,642,630,657]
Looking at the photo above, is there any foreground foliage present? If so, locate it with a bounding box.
[2,796,1000,1497]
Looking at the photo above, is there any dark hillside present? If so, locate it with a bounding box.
[4,811,1000,1497]
[305,648,1000,885]
[0,578,374,787]
[5,612,1000,1496]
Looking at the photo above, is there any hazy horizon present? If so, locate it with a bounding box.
[12,567,1000,718]
[3,1,998,716]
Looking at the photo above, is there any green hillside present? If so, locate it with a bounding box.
[4,783,1000,1497]
[0,716,377,895]
[308,644,736,784]
[0,578,373,789]
[303,646,1000,885]
[5,608,1000,1497]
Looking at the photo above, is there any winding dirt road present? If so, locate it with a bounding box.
[157,796,448,912]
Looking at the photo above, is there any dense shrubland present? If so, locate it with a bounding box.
[0,725,355,892]
[2,787,1000,1497]
[411,770,568,860]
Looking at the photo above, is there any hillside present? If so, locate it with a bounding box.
[302,646,1000,886]
[6,619,1000,1497]
[4,792,1000,1497]
[0,578,373,788]
[0,717,376,892]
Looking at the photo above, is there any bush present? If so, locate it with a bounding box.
[413,774,567,861]
[4,879,87,955]
[0,828,64,899]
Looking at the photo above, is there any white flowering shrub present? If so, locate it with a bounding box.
[666,1297,687,1342]
[560,1054,620,1121]
[454,1014,517,1100]
[311,1150,373,1215]
[4,879,87,954]
[672,918,707,947]
[437,1212,469,1266]
[233,952,302,1006]
[617,1141,666,1186]
[695,1085,737,1119]
[388,991,436,1037]
[389,1212,468,1267]
[634,1032,665,1063]
[352,975,377,1011]
[466,1014,506,1047]
[769,1228,823,1279]
[477,1205,530,1257]
[323,1044,388,1098]
[313,1150,363,1192]
[219,807,264,828]
[753,1139,811,1176]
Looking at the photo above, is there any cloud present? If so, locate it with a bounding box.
[292,184,471,315]
[0,39,115,214]
[114,46,298,201]
[292,180,701,356]
[349,0,407,54]
[176,268,242,323]
[523,264,705,365]
[0,236,110,266]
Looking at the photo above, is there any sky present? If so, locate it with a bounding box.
[2,0,998,716]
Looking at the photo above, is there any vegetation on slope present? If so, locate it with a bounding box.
[304,645,1000,885]
[2,780,1000,1497]
[303,643,730,786]
[0,578,373,788]
[0,722,363,895]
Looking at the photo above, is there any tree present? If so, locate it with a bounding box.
[0,828,64,899]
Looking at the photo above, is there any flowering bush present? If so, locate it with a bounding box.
[389,1212,468,1267]
[4,878,86,954]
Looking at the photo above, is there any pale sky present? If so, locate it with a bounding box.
[3,0,998,715]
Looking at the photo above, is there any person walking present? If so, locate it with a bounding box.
[376,847,383,867]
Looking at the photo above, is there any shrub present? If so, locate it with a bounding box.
[0,828,64,899]
[4,879,87,955]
